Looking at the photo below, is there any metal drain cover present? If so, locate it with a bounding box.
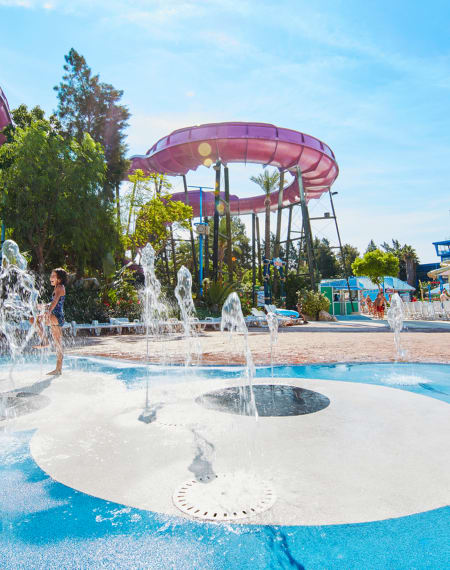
[173,472,276,521]
[196,384,330,417]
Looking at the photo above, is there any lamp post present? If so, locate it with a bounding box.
[189,185,213,296]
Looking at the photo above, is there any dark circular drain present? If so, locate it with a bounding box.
[196,384,330,417]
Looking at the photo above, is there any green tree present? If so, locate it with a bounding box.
[0,112,117,274]
[313,237,340,279]
[352,249,399,290]
[336,244,360,277]
[381,239,419,283]
[250,169,279,261]
[365,239,377,253]
[401,244,419,286]
[54,48,130,208]
[131,191,192,256]
[213,216,251,281]
[123,170,172,241]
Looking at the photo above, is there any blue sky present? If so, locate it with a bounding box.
[1,0,449,261]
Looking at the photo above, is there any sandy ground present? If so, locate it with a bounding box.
[64,320,450,365]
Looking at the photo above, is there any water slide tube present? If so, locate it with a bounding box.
[0,87,12,146]
[427,263,450,279]
[130,122,339,216]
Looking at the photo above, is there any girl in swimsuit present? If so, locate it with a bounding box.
[30,267,67,375]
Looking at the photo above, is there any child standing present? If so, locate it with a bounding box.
[31,268,67,375]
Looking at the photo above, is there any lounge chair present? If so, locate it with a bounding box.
[109,317,145,334]
[263,305,296,326]
[249,308,268,327]
[201,317,221,331]
[71,320,111,337]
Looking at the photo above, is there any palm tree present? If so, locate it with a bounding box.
[382,239,419,285]
[250,169,280,262]
[401,245,419,286]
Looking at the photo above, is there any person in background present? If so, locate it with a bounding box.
[374,290,387,319]
[366,296,374,316]
[440,288,450,306]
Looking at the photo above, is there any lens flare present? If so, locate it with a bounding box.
[198,142,212,157]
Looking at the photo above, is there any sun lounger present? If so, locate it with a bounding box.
[250,308,268,326]
[201,317,221,330]
[71,320,110,336]
[109,317,146,334]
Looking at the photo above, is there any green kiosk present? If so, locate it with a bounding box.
[319,278,363,317]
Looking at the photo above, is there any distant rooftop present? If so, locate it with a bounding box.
[433,240,450,261]
[320,276,414,291]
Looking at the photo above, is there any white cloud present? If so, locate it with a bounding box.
[0,0,33,6]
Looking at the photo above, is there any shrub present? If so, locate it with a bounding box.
[203,280,236,313]
[64,288,109,323]
[297,290,330,320]
[102,267,140,320]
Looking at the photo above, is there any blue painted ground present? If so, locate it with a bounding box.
[1,359,449,569]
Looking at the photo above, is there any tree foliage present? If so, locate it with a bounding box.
[381,239,419,284]
[365,239,377,253]
[351,249,399,288]
[250,169,280,260]
[123,169,172,238]
[313,237,340,279]
[213,216,251,281]
[131,190,192,256]
[297,290,330,320]
[336,243,360,277]
[0,108,118,274]
[54,48,130,202]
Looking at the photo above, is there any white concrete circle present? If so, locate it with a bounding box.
[173,472,276,521]
[13,367,449,526]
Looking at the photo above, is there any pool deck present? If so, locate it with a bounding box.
[1,322,449,569]
[64,318,450,366]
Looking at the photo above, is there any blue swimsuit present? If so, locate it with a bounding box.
[51,292,65,326]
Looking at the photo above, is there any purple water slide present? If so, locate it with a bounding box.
[0,87,12,146]
[129,121,339,216]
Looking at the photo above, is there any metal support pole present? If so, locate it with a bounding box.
[263,258,272,305]
[273,170,285,299]
[329,190,354,312]
[212,161,221,281]
[296,224,305,275]
[255,214,263,283]
[296,167,316,290]
[273,170,285,259]
[252,213,256,307]
[182,175,198,287]
[198,188,204,295]
[170,224,178,285]
[163,246,171,288]
[285,204,293,272]
[204,216,210,279]
[224,165,233,282]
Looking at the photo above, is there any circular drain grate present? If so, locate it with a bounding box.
[196,384,330,417]
[173,472,276,521]
[155,421,185,429]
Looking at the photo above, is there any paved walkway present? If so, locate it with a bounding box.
[65,319,450,365]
